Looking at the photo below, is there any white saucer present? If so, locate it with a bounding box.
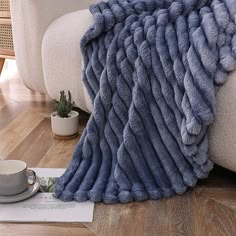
[0,177,41,203]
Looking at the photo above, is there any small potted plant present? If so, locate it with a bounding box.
[51,90,79,138]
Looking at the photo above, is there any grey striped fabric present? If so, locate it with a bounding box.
[55,0,236,203]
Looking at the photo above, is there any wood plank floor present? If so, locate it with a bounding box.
[1,60,236,236]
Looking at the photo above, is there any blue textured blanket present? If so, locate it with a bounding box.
[54,0,236,203]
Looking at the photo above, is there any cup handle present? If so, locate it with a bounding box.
[26,169,37,185]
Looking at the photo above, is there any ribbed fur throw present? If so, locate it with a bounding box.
[54,0,236,203]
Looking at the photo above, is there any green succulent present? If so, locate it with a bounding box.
[53,90,75,118]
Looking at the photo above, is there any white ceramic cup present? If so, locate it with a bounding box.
[0,160,36,196]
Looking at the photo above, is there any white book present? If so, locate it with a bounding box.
[0,168,94,222]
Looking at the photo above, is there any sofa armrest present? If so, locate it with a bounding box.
[10,0,96,93]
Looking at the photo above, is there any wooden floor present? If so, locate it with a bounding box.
[1,60,236,236]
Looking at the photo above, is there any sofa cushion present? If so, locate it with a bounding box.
[209,70,236,172]
[42,9,93,112]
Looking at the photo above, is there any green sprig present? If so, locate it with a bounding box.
[53,90,75,118]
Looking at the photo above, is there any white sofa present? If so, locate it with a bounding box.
[10,0,95,112]
[10,0,236,172]
[42,9,93,112]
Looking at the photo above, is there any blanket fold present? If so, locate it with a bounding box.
[54,0,236,203]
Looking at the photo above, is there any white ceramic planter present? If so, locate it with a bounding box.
[51,110,79,136]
